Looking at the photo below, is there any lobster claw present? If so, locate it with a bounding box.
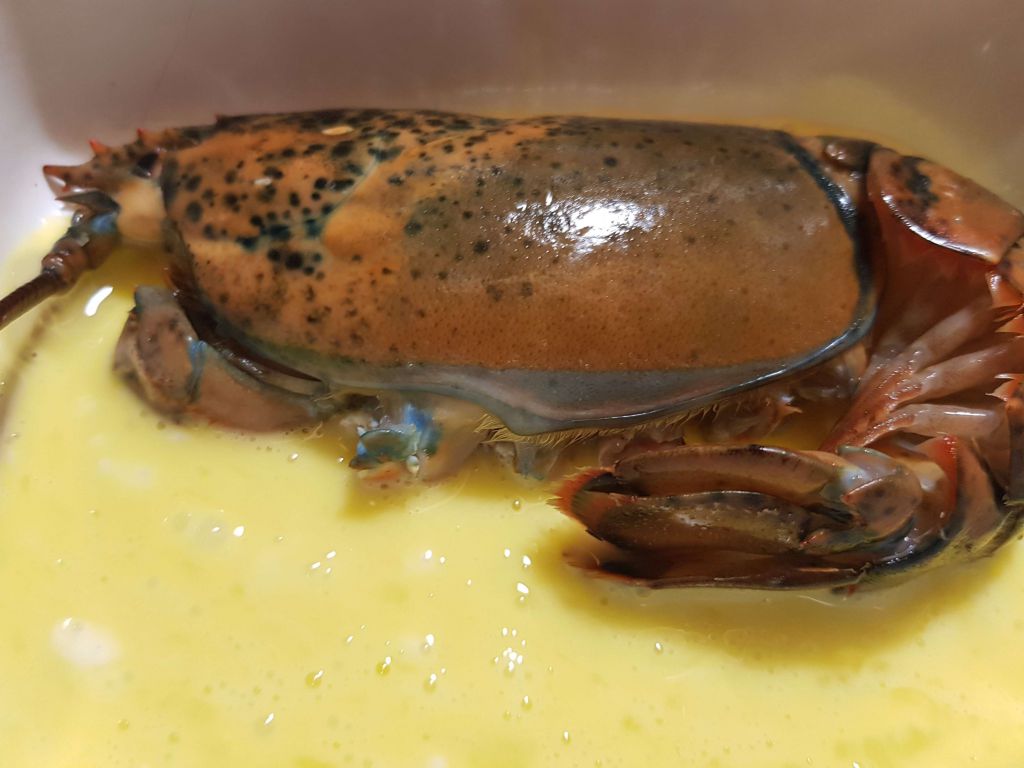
[554,425,1024,589]
[113,286,329,430]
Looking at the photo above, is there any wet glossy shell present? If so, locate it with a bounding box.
[153,111,870,433]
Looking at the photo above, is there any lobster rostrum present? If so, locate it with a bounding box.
[2,108,1023,589]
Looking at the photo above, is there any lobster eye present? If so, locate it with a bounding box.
[133,152,159,177]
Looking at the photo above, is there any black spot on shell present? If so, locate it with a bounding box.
[473,239,489,254]
[485,285,504,302]
[368,146,402,162]
[902,159,940,208]
[405,220,423,236]
[289,192,301,206]
[604,156,618,167]
[520,282,533,297]
[284,252,303,270]
[185,201,202,222]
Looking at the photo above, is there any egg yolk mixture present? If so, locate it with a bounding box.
[2,212,1024,768]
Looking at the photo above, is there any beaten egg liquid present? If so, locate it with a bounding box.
[3,149,1024,767]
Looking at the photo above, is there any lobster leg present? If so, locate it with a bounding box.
[841,336,1024,448]
[346,395,485,483]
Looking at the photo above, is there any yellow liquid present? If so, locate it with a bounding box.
[3,155,1024,767]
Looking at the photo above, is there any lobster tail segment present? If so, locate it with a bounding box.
[869,150,1024,264]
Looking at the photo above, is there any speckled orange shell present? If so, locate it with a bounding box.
[72,110,874,433]
[151,110,864,367]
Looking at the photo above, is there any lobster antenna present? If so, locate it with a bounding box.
[0,212,118,331]
[0,270,67,329]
